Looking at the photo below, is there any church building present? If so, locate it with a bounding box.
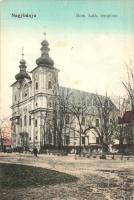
[11,35,115,152]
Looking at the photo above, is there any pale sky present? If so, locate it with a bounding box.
[0,0,134,118]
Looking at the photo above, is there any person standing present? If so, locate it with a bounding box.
[33,147,38,157]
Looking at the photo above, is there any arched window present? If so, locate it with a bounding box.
[29,116,31,126]
[35,82,38,90]
[24,115,27,126]
[23,84,29,99]
[48,81,52,89]
[82,136,85,145]
[66,135,70,145]
[20,118,22,127]
[48,131,52,144]
[35,119,38,127]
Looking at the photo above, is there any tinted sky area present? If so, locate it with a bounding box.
[1,0,134,32]
[0,0,134,118]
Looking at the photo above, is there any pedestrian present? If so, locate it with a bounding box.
[33,147,38,157]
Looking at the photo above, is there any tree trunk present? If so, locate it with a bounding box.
[119,139,124,153]
[0,137,3,151]
[58,120,63,150]
[79,127,82,156]
[101,143,108,153]
[53,118,57,147]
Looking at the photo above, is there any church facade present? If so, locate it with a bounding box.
[11,36,115,152]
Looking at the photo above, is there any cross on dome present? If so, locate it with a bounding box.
[36,33,54,67]
[15,47,31,81]
[43,32,46,40]
[21,47,24,59]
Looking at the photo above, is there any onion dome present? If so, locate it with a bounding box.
[36,33,54,67]
[15,49,31,81]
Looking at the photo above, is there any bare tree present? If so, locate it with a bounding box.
[0,117,12,151]
[40,101,58,149]
[54,87,73,149]
[40,85,73,150]
[122,63,134,111]
[68,93,96,155]
[0,119,4,151]
[112,97,128,153]
[117,63,134,152]
[66,92,118,154]
[93,94,118,152]
[40,109,52,148]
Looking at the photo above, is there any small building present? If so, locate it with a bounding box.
[0,119,12,151]
[116,111,134,153]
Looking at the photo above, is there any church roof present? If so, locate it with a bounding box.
[59,86,117,115]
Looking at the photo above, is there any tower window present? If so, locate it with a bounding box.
[48,81,52,89]
[29,116,31,126]
[35,119,38,127]
[20,118,22,127]
[35,82,38,90]
[24,115,27,126]
[35,136,38,140]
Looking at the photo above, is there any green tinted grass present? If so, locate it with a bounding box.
[0,163,78,188]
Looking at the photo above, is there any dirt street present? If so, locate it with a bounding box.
[0,153,134,200]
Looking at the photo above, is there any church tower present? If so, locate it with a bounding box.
[29,34,59,149]
[11,50,31,149]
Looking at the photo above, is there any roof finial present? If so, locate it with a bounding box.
[21,47,24,59]
[43,32,46,40]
